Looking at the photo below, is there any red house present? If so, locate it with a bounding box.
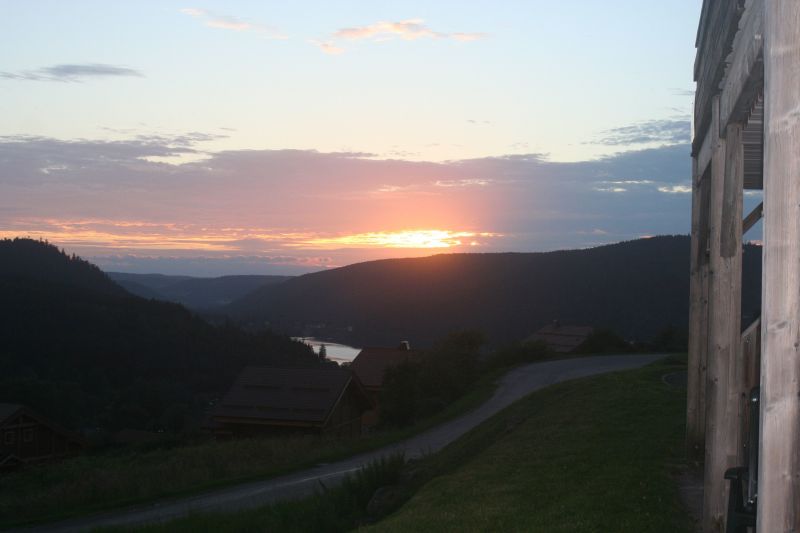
[0,404,85,469]
[350,342,417,427]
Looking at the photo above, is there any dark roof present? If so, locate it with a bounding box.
[0,404,22,425]
[212,367,359,426]
[350,347,415,390]
[526,324,594,353]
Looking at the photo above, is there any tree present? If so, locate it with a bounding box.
[319,343,327,361]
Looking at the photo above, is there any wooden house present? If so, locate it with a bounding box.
[350,343,417,427]
[524,322,594,353]
[690,1,800,530]
[0,404,85,469]
[208,367,372,438]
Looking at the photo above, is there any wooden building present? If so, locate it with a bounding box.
[524,323,594,353]
[689,1,800,531]
[350,343,417,427]
[208,367,372,438]
[0,404,85,468]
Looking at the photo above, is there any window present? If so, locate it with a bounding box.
[3,431,14,445]
[22,428,33,443]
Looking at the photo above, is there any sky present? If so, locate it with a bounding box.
[0,1,740,276]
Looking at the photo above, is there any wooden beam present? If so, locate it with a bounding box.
[693,0,746,154]
[719,0,765,132]
[696,124,714,179]
[742,201,763,234]
[703,103,746,532]
[688,158,709,463]
[757,2,800,530]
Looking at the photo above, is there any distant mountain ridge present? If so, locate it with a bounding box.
[108,272,291,310]
[226,236,762,347]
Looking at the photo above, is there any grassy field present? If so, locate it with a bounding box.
[369,355,693,532]
[106,355,692,532]
[0,366,503,528]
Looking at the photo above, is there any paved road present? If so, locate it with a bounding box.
[26,354,664,532]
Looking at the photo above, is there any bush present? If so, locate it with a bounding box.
[489,340,548,367]
[379,330,485,428]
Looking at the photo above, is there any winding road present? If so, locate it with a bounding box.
[26,354,664,532]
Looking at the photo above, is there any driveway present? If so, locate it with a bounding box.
[26,354,665,532]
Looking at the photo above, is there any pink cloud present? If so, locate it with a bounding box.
[312,19,487,54]
[180,8,286,38]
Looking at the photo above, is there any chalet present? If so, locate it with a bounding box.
[689,1,800,530]
[0,404,85,469]
[350,342,417,427]
[208,367,371,438]
[524,322,593,353]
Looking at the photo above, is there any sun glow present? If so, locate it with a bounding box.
[302,230,500,249]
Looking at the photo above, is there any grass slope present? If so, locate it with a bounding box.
[370,356,692,532]
[103,356,692,533]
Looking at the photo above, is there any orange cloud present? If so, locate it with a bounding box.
[299,229,501,250]
[0,219,500,255]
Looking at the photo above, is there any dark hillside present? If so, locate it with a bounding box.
[0,238,125,296]
[0,239,318,432]
[228,236,761,347]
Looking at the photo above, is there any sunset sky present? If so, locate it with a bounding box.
[1,1,742,275]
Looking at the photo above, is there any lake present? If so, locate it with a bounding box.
[294,337,361,364]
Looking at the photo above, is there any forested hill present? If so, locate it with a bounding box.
[227,236,762,347]
[0,239,318,432]
[0,238,125,296]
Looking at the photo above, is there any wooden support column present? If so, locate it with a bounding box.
[703,97,746,532]
[688,157,709,464]
[757,1,800,530]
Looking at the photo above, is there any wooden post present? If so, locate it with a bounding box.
[703,98,746,532]
[757,1,800,530]
[688,158,709,464]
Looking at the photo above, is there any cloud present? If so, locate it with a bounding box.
[658,184,692,194]
[313,18,486,54]
[0,64,143,83]
[592,119,691,147]
[334,19,441,41]
[180,7,286,38]
[434,179,491,188]
[452,32,489,42]
[0,131,701,274]
[670,88,695,97]
[309,40,344,55]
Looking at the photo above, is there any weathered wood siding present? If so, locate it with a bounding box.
[757,1,800,530]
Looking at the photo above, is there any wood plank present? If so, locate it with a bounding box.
[696,124,714,178]
[688,157,708,463]
[757,2,800,530]
[719,0,765,131]
[742,201,763,234]
[703,108,745,533]
[694,0,747,153]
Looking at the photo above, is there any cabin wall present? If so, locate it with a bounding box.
[1,413,82,464]
[324,386,364,438]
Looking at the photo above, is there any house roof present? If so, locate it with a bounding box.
[212,366,364,426]
[526,324,594,353]
[350,347,416,390]
[0,404,23,425]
